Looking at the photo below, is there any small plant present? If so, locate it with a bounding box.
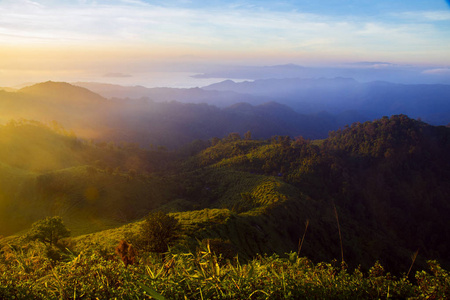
[115,240,138,267]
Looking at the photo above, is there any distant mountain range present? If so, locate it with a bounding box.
[0,81,346,148]
[75,81,260,107]
[192,63,450,84]
[75,78,450,126]
[1,79,449,149]
[202,78,450,125]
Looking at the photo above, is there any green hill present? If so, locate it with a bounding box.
[0,121,176,236]
[175,115,450,273]
[1,115,449,276]
[0,83,108,139]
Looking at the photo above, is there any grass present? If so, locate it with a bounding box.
[0,163,176,237]
[1,236,449,299]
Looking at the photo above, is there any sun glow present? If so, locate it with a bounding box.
[0,0,449,86]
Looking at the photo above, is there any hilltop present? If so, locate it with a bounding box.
[19,81,106,105]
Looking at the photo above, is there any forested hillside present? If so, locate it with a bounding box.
[1,115,448,277]
[178,115,450,273]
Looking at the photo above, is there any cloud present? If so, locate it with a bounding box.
[103,72,133,78]
[395,10,450,21]
[349,62,396,69]
[422,68,450,75]
[0,1,449,65]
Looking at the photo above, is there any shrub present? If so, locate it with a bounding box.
[136,211,180,253]
[115,240,138,267]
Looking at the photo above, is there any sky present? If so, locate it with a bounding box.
[0,0,450,86]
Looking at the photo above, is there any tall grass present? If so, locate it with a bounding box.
[333,202,344,263]
[297,219,309,258]
[1,238,448,299]
[407,249,419,278]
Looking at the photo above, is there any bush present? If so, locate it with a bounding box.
[136,211,180,253]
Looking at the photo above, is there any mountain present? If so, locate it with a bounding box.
[2,80,449,150]
[100,99,352,148]
[193,63,450,84]
[203,78,450,125]
[205,77,359,95]
[77,78,450,126]
[1,81,355,148]
[180,115,450,273]
[0,87,17,92]
[19,81,106,105]
[0,82,110,139]
[74,82,260,107]
[221,102,340,139]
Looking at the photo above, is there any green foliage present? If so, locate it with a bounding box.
[183,115,450,273]
[136,211,180,253]
[415,260,450,299]
[187,138,265,168]
[25,216,70,247]
[2,240,447,299]
[179,167,296,214]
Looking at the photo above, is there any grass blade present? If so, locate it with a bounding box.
[137,282,166,300]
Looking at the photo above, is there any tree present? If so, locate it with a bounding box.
[26,216,70,247]
[225,132,241,142]
[244,130,252,140]
[138,211,180,253]
[210,137,221,146]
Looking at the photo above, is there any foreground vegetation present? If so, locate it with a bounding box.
[1,238,449,299]
[1,213,449,299]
